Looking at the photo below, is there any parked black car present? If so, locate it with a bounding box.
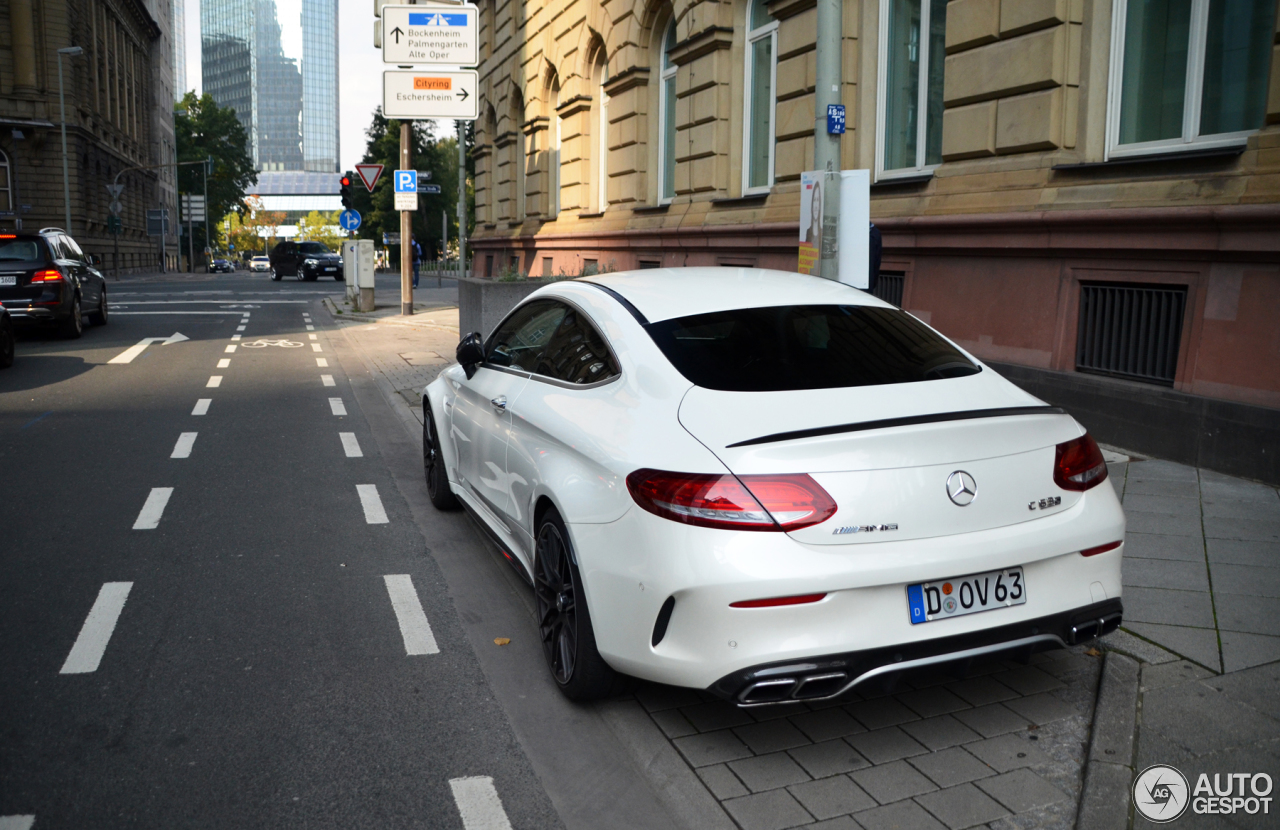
[211,258,235,273]
[0,228,107,339]
[0,306,14,368]
[268,240,344,281]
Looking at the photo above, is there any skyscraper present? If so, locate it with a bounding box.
[173,0,187,100]
[200,0,338,173]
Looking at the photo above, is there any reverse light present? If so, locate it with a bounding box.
[1054,433,1108,492]
[626,469,837,532]
[1081,541,1122,557]
[30,269,63,283]
[730,593,827,608]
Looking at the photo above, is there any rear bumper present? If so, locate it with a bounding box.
[709,598,1122,705]
[3,304,65,324]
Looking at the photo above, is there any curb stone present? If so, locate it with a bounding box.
[1078,652,1140,830]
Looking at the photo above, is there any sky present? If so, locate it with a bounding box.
[181,0,445,172]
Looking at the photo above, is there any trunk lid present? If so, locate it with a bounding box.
[677,371,1086,545]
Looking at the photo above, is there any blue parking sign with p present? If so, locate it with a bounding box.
[395,170,418,193]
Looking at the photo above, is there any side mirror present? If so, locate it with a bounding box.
[456,332,485,379]
[87,254,102,266]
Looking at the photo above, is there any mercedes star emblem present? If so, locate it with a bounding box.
[947,471,978,506]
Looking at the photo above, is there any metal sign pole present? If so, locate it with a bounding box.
[400,122,413,315]
[457,120,466,281]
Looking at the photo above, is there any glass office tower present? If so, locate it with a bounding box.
[201,0,338,172]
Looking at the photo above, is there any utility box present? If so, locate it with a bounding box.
[344,239,376,311]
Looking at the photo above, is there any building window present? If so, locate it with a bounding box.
[1108,0,1276,158]
[549,77,561,218]
[0,149,11,214]
[597,62,610,212]
[659,19,678,203]
[876,0,946,179]
[743,0,778,193]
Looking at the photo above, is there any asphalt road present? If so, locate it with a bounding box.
[0,274,561,828]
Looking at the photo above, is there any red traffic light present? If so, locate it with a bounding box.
[340,176,352,187]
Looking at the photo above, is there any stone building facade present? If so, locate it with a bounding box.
[473,0,1280,480]
[0,0,179,271]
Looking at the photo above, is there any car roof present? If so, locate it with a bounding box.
[581,267,890,323]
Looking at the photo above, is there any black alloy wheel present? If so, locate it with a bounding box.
[423,405,459,510]
[61,296,83,339]
[88,289,108,326]
[295,267,306,281]
[271,268,281,281]
[533,510,628,701]
[0,316,14,369]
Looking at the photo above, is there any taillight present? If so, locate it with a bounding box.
[1054,433,1108,491]
[30,269,63,283]
[625,469,836,532]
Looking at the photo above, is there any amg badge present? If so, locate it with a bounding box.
[833,523,898,535]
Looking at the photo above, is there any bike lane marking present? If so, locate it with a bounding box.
[60,582,133,674]
[382,575,438,655]
[449,777,514,830]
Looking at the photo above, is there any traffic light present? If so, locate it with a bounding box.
[340,173,354,210]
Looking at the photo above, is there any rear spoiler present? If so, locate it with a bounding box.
[726,406,1067,448]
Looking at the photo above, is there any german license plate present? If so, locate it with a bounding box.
[907,567,1025,624]
[0,276,16,286]
[324,267,336,271]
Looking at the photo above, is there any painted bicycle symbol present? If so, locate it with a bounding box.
[241,339,304,348]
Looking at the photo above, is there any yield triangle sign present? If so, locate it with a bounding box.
[355,164,385,192]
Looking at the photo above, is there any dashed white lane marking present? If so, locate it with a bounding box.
[216,358,231,368]
[60,582,133,675]
[308,333,318,340]
[449,777,513,830]
[340,433,363,457]
[306,325,315,331]
[316,358,328,367]
[383,575,437,654]
[321,374,335,387]
[329,398,347,416]
[171,432,198,459]
[358,485,389,525]
[207,376,222,387]
[236,326,246,332]
[231,334,241,341]
[0,816,36,830]
[192,399,212,415]
[225,345,237,353]
[133,488,174,529]
[311,343,322,352]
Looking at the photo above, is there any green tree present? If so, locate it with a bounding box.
[175,91,257,255]
[349,110,474,265]
[296,210,343,250]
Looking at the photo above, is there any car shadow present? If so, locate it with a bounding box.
[0,352,94,392]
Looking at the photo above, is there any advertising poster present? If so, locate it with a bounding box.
[798,171,822,275]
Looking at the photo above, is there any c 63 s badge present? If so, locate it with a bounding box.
[1028,496,1062,511]
[833,524,898,535]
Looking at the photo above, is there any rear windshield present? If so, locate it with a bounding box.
[298,242,331,254]
[646,305,981,392]
[0,238,45,263]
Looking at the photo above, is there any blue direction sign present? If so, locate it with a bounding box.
[418,184,442,194]
[339,210,362,231]
[395,170,418,193]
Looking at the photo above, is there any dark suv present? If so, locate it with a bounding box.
[268,240,344,281]
[0,228,107,338]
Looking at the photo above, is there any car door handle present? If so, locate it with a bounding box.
[490,396,507,412]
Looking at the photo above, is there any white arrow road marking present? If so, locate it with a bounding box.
[207,376,222,388]
[316,358,328,367]
[357,484,388,524]
[329,398,347,416]
[133,488,173,529]
[192,399,211,415]
[449,777,513,830]
[171,433,197,458]
[340,433,362,457]
[107,332,189,364]
[60,582,133,674]
[321,374,335,387]
[383,575,437,654]
[0,817,36,830]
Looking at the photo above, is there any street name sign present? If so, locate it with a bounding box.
[355,163,385,192]
[418,183,442,194]
[381,4,478,67]
[339,210,362,231]
[394,169,419,211]
[383,70,479,120]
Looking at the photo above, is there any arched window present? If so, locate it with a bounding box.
[0,149,12,216]
[595,61,609,212]
[549,74,561,218]
[743,0,777,193]
[512,89,526,221]
[658,19,678,203]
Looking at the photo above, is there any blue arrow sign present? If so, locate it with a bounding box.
[339,209,362,231]
[395,170,418,193]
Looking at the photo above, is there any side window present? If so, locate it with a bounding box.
[61,235,85,262]
[44,235,67,261]
[486,300,568,372]
[533,307,620,384]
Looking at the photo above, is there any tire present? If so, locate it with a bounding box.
[0,317,14,369]
[295,268,306,281]
[88,289,108,326]
[61,296,83,339]
[534,508,629,701]
[423,404,460,510]
[270,268,281,281]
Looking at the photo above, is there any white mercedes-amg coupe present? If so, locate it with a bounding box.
[422,269,1124,704]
